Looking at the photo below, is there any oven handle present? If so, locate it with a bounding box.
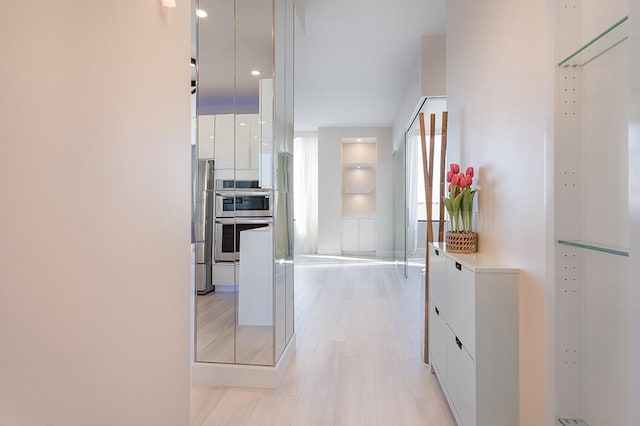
[215,191,272,197]
[215,217,273,225]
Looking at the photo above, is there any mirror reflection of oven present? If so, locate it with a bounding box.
[215,191,272,218]
[215,217,273,262]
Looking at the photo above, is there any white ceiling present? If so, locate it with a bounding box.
[294,0,445,132]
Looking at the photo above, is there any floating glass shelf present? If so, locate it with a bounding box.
[344,162,373,169]
[558,239,629,257]
[344,189,373,194]
[558,15,628,67]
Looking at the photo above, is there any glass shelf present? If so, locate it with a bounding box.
[558,239,629,257]
[558,15,628,67]
[344,162,373,169]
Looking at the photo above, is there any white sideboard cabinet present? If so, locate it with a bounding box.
[342,217,376,254]
[428,243,519,426]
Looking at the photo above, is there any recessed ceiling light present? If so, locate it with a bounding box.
[356,138,362,142]
[239,123,246,126]
[259,121,266,124]
[251,70,261,76]
[209,136,214,139]
[196,9,208,18]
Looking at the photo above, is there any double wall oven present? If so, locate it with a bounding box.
[214,180,272,262]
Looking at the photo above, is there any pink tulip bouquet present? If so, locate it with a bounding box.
[443,163,476,233]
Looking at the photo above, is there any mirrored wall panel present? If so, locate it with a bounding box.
[194,0,295,367]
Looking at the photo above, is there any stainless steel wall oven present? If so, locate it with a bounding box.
[214,180,273,262]
[215,217,272,262]
[215,191,272,218]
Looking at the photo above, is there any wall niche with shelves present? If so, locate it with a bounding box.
[341,138,377,216]
[341,138,377,254]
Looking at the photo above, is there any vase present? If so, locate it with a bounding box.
[445,231,478,254]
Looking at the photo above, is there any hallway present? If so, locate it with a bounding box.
[191,256,455,425]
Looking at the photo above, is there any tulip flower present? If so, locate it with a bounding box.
[442,163,477,233]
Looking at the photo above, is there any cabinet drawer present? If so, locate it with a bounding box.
[358,218,377,251]
[445,258,476,358]
[429,301,446,379]
[429,245,446,313]
[341,218,359,251]
[446,326,476,426]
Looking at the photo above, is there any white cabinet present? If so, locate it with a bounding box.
[428,300,446,379]
[341,217,376,254]
[238,227,273,326]
[428,243,519,426]
[235,114,260,172]
[199,114,261,172]
[214,114,234,170]
[357,217,376,251]
[198,115,215,159]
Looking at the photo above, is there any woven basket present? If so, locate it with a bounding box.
[445,232,478,254]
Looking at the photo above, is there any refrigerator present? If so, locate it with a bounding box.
[195,159,215,294]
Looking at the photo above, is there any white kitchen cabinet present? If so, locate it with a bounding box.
[250,115,260,170]
[198,115,215,159]
[200,113,260,171]
[214,114,234,170]
[428,243,519,426]
[341,217,376,254]
[234,114,260,172]
[235,115,251,170]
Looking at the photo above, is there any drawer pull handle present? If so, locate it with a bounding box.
[455,262,462,271]
[435,249,440,256]
[435,307,440,316]
[455,336,463,350]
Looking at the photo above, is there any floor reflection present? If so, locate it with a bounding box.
[196,291,274,365]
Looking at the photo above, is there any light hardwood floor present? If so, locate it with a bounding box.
[191,255,455,426]
[196,291,274,365]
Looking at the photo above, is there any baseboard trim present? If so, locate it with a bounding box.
[376,250,394,258]
[317,249,342,256]
[191,334,296,389]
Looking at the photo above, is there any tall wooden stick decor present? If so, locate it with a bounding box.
[438,112,448,242]
[419,112,433,364]
[421,111,448,365]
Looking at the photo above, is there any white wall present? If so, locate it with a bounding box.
[394,55,423,149]
[0,2,191,425]
[446,1,550,425]
[629,0,640,421]
[393,36,446,148]
[317,127,393,256]
[421,35,446,101]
